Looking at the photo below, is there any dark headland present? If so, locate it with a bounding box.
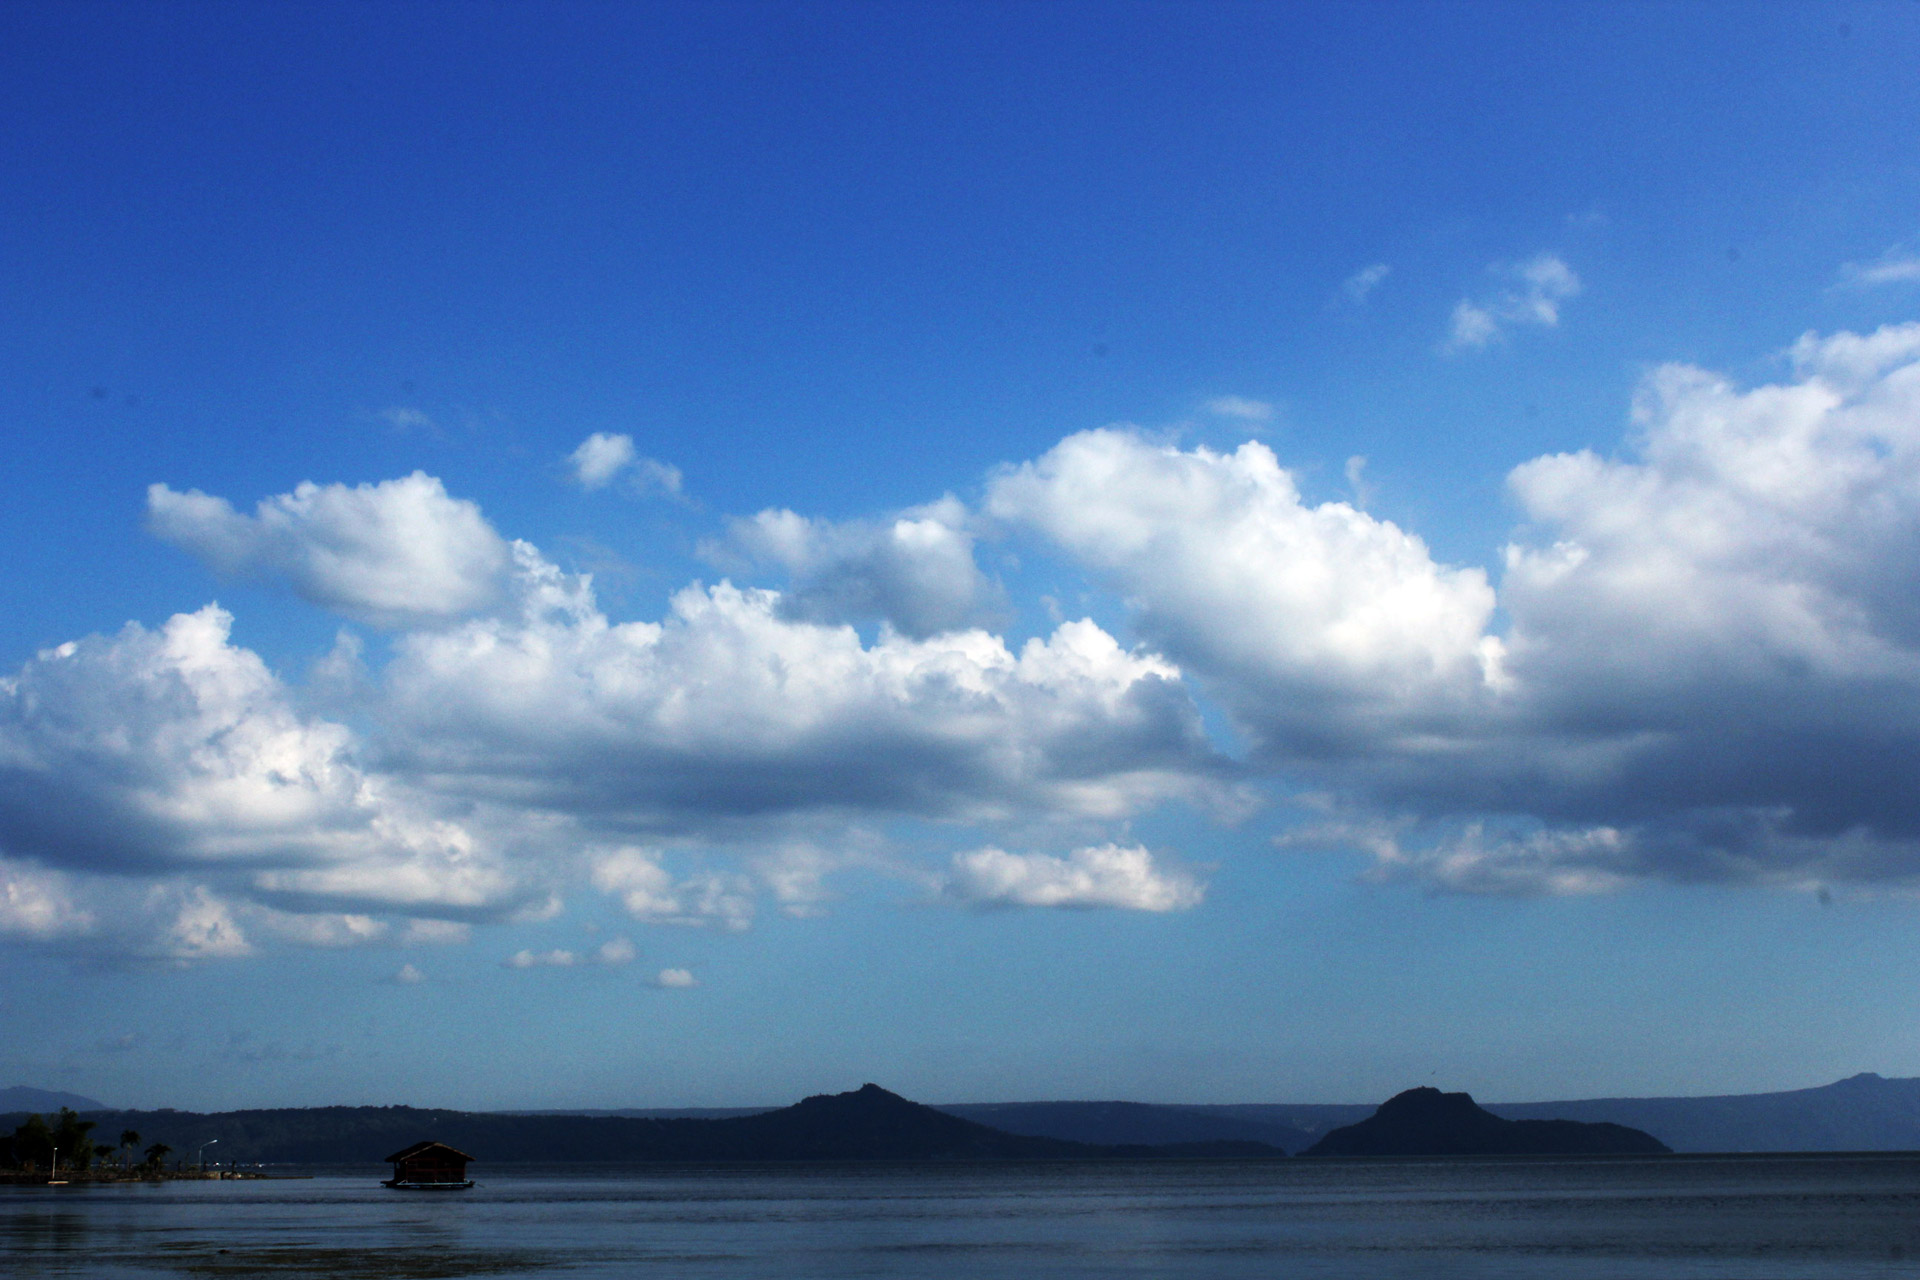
[1303,1087,1670,1157]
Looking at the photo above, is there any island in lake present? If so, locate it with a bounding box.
[1303,1087,1671,1157]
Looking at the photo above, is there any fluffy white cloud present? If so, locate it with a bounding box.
[147,472,512,627]
[721,496,997,637]
[1471,325,1920,843]
[1294,324,1920,892]
[653,967,696,988]
[589,848,755,930]
[986,327,1920,894]
[1506,325,1920,703]
[1299,817,1636,897]
[0,510,1228,954]
[987,428,1504,756]
[570,432,636,488]
[383,569,1218,830]
[1446,253,1580,351]
[594,936,637,965]
[568,432,684,497]
[33,318,1920,944]
[945,843,1203,910]
[0,859,92,939]
[394,962,426,984]
[161,887,254,959]
[251,909,388,948]
[0,604,532,927]
[0,606,376,871]
[751,842,846,918]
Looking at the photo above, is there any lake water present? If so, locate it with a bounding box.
[6,1155,1920,1278]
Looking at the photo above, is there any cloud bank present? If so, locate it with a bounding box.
[11,322,1920,959]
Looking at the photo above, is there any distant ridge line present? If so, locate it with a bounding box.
[14,1074,1920,1154]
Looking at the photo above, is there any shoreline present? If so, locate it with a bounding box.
[0,1169,300,1185]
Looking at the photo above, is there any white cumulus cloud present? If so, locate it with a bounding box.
[29,315,1920,946]
[568,432,684,497]
[589,849,754,930]
[0,860,93,940]
[382,570,1219,831]
[1301,323,1920,894]
[987,428,1504,756]
[146,472,512,628]
[0,604,533,926]
[1480,324,1920,843]
[720,496,997,637]
[594,936,637,965]
[945,843,1203,910]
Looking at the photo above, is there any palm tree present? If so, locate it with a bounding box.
[143,1142,172,1171]
[50,1108,96,1171]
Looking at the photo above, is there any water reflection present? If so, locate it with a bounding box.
[5,1156,1920,1278]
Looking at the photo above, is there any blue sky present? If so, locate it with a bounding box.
[6,1,1920,1111]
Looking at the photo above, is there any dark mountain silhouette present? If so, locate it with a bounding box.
[0,1086,106,1113]
[0,1084,1284,1165]
[1304,1087,1670,1157]
[659,1083,1098,1160]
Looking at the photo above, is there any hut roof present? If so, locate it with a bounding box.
[384,1140,474,1163]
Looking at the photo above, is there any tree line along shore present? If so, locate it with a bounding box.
[0,1106,246,1182]
[0,1105,217,1189]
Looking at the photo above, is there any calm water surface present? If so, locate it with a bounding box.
[7,1155,1920,1279]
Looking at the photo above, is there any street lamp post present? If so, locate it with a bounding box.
[198,1139,219,1176]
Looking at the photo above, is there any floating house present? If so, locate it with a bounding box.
[381,1140,474,1189]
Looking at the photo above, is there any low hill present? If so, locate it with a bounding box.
[0,1086,106,1113]
[1304,1088,1671,1157]
[2,1084,1284,1165]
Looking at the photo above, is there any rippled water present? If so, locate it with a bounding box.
[7,1155,1920,1278]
